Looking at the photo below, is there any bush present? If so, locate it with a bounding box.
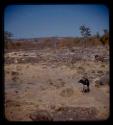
[100,33,109,45]
[60,88,74,97]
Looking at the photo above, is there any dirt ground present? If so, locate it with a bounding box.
[4,46,110,121]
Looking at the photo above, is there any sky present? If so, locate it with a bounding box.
[4,5,109,39]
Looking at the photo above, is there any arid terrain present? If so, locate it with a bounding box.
[4,44,109,121]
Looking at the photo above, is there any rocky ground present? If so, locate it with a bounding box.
[4,46,109,121]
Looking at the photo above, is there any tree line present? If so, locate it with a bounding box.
[4,25,109,50]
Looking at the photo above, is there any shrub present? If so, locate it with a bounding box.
[60,88,74,97]
[100,32,109,46]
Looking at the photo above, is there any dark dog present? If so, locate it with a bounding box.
[78,77,90,93]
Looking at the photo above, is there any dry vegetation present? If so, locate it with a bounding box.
[5,37,105,51]
[4,37,109,121]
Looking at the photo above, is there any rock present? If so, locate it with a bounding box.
[100,73,109,85]
[95,55,104,62]
[95,72,109,86]
[97,70,103,74]
[11,71,19,76]
[29,110,53,121]
[15,90,18,93]
[53,107,98,121]
[95,80,101,87]
[48,79,65,88]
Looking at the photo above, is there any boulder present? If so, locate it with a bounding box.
[95,72,109,87]
[29,110,53,121]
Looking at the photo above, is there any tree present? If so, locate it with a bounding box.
[80,25,91,46]
[80,25,91,38]
[96,32,100,39]
[4,31,12,41]
[100,29,109,46]
[103,29,108,35]
[79,25,91,64]
[80,25,91,48]
[4,31,13,49]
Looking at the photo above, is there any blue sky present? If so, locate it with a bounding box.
[4,5,109,39]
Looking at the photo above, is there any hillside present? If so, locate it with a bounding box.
[5,43,109,121]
